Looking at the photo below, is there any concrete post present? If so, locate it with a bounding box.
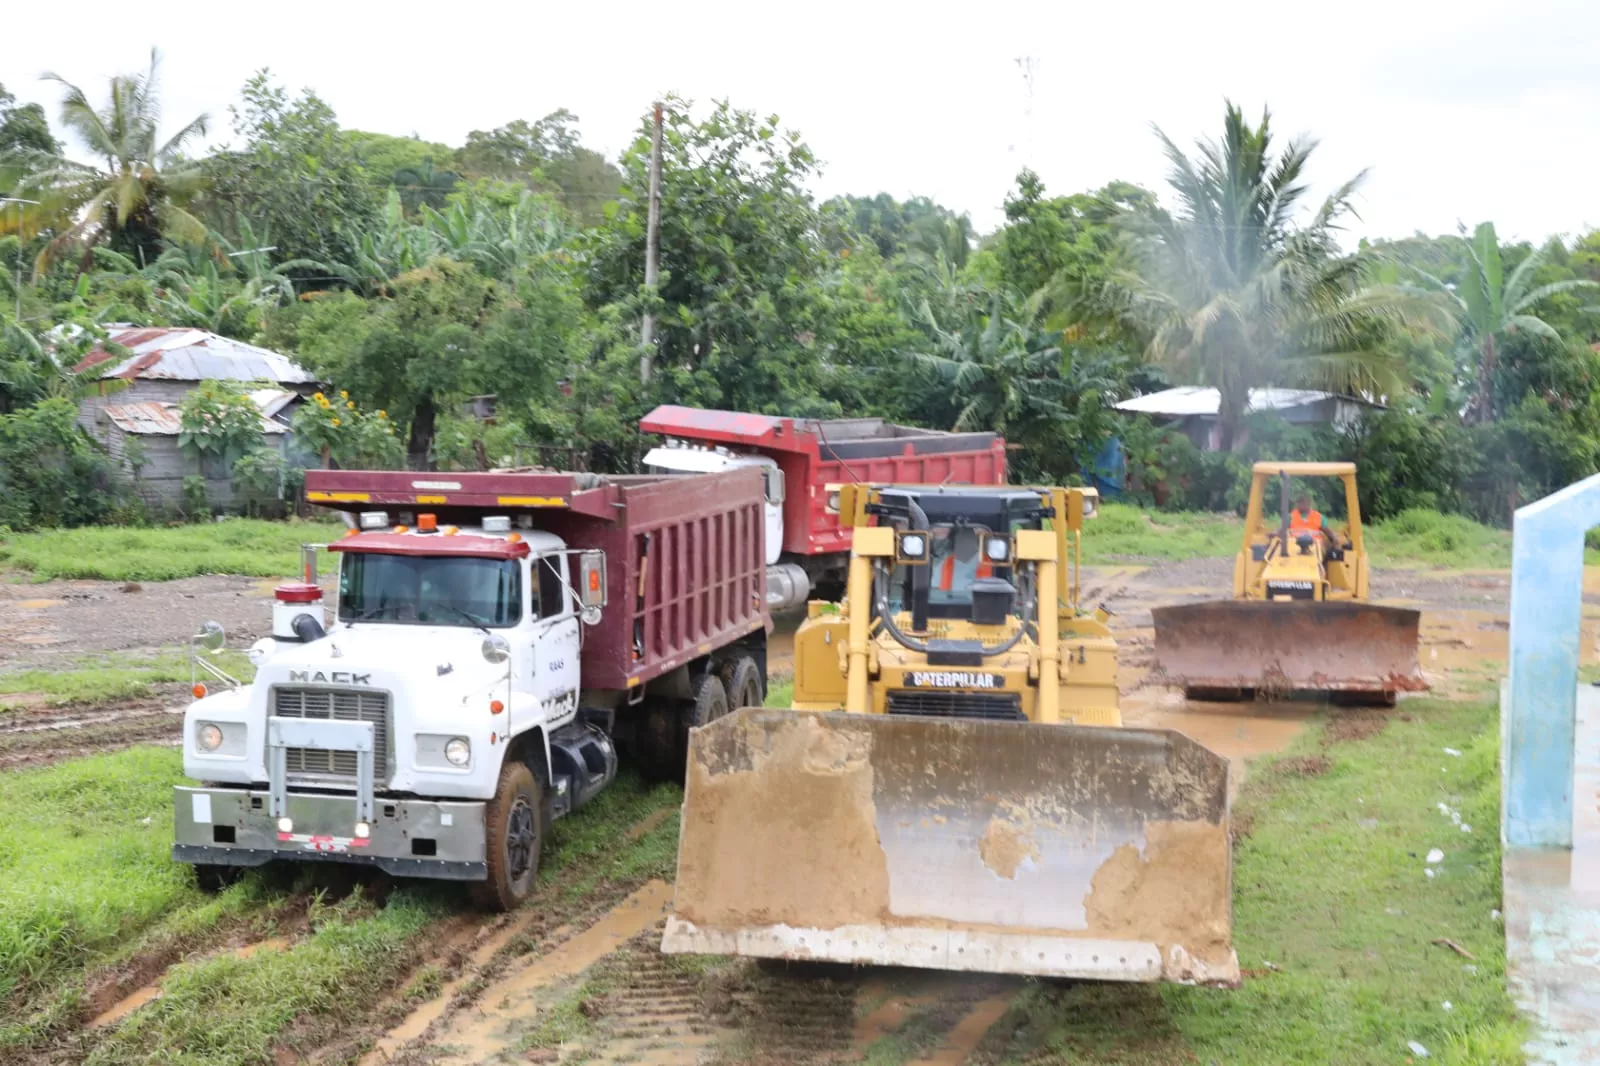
[1505,472,1600,848]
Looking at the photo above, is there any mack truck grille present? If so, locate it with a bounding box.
[886,690,1024,721]
[270,687,392,783]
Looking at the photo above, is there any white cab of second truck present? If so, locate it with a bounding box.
[643,443,806,611]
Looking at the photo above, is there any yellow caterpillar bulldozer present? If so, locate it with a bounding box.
[1151,461,1427,703]
[662,484,1239,986]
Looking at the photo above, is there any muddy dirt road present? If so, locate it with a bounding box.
[6,556,1553,1065]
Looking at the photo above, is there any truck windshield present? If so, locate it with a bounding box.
[338,553,522,628]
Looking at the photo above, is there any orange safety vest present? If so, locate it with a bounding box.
[938,554,993,590]
[1289,509,1323,533]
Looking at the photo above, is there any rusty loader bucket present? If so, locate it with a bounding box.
[661,709,1238,985]
[1150,600,1427,700]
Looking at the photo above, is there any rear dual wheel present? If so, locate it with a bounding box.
[638,655,757,784]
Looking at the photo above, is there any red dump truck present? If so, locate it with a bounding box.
[640,405,1007,607]
[173,467,769,908]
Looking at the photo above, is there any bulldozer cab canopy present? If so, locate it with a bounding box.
[874,487,1052,620]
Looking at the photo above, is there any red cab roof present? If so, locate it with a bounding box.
[327,532,530,560]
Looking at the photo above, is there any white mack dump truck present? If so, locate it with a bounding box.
[172,466,771,908]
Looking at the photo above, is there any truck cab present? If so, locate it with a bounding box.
[174,512,616,909]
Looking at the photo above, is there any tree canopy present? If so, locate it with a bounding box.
[2,57,1599,528]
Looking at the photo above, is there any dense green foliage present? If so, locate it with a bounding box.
[2,57,1599,530]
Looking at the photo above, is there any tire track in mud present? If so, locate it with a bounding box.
[0,710,181,771]
[360,802,686,1066]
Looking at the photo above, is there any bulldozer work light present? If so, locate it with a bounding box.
[896,531,930,563]
[354,821,371,839]
[983,534,1012,563]
[277,817,294,834]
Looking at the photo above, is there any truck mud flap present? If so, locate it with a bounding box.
[661,709,1238,986]
[1149,600,1427,699]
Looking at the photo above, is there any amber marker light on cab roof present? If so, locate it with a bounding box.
[417,513,438,532]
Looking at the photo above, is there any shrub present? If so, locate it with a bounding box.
[0,399,126,530]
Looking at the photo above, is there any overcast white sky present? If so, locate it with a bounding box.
[5,0,1597,245]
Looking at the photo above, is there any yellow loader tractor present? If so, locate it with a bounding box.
[1151,461,1427,703]
[662,484,1238,986]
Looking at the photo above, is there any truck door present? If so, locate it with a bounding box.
[530,554,582,726]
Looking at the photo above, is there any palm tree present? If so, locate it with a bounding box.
[1105,101,1446,451]
[6,49,210,271]
[1405,222,1597,424]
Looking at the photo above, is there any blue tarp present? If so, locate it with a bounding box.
[1083,437,1125,498]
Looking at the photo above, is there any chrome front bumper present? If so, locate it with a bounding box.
[172,786,488,880]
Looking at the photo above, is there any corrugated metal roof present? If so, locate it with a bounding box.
[76,326,318,385]
[1115,387,1383,417]
[103,397,292,437]
[103,402,183,435]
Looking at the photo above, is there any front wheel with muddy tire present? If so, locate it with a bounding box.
[476,759,543,911]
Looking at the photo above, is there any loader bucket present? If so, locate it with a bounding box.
[661,708,1238,986]
[1149,600,1427,699]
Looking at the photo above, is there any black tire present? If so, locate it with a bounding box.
[193,863,243,893]
[636,698,685,784]
[476,759,543,911]
[687,672,731,730]
[720,655,765,711]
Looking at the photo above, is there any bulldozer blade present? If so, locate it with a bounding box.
[661,708,1238,986]
[1149,600,1427,698]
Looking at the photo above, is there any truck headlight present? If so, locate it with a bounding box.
[444,737,471,766]
[197,722,224,752]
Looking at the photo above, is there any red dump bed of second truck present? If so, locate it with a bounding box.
[640,405,1007,556]
[304,467,768,692]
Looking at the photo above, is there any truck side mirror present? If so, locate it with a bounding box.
[764,467,785,504]
[578,550,607,611]
[194,621,226,652]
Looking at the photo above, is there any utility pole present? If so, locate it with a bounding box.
[1014,57,1038,165]
[640,101,665,385]
[1,197,40,322]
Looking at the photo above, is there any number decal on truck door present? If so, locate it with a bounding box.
[547,658,565,673]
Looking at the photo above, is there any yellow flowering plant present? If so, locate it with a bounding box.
[292,389,403,468]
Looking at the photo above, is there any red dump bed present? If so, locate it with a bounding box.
[304,467,769,692]
[640,405,1007,556]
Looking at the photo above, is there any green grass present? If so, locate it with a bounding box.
[88,889,445,1066]
[86,770,684,1065]
[1082,503,1241,563]
[0,747,288,1050]
[0,649,255,710]
[1086,502,1523,571]
[977,698,1521,1066]
[1367,509,1513,571]
[0,518,344,582]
